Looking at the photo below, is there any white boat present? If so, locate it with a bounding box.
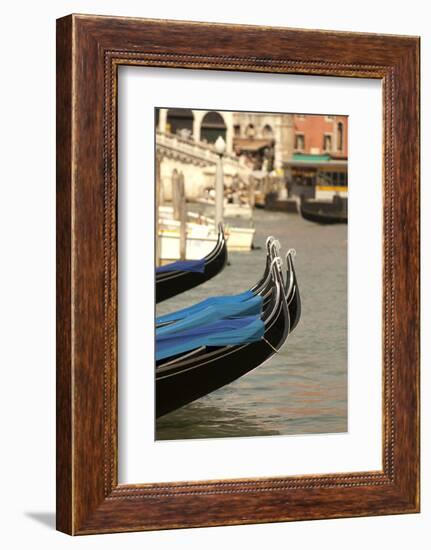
[158,212,255,260]
[224,226,255,251]
[158,223,217,262]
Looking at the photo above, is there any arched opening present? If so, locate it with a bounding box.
[337,122,344,152]
[200,111,227,143]
[245,123,255,138]
[262,124,273,139]
[166,108,194,137]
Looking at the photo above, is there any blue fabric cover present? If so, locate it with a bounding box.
[156,289,255,325]
[156,259,205,274]
[156,316,264,361]
[156,295,263,337]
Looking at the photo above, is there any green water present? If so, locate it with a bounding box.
[156,209,347,440]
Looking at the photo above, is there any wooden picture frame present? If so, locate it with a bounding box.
[56,14,420,535]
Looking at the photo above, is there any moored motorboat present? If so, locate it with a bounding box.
[299,194,347,224]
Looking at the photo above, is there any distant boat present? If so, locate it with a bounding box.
[156,225,227,303]
[299,194,347,224]
[265,191,299,213]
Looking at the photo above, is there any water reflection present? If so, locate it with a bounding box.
[156,401,280,440]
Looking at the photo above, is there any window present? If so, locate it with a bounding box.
[295,133,305,151]
[245,123,255,138]
[337,122,344,152]
[339,172,346,186]
[321,171,347,186]
[323,134,332,151]
[234,124,241,137]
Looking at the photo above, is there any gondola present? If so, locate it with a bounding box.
[155,237,300,344]
[285,249,301,332]
[237,242,300,333]
[156,224,228,303]
[155,257,290,418]
[250,236,280,294]
[155,252,280,366]
[299,194,347,224]
[155,236,280,331]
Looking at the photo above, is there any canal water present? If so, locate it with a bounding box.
[156,208,347,440]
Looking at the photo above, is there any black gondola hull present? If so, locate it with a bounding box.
[155,303,287,418]
[156,239,227,303]
[300,196,347,225]
[300,207,347,224]
[287,275,301,333]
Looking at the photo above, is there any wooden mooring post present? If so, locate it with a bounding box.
[172,170,187,261]
[155,153,162,267]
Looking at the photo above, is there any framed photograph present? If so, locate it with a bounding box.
[56,14,420,534]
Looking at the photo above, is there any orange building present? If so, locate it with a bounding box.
[293,114,348,158]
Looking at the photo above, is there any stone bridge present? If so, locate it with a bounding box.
[156,131,252,201]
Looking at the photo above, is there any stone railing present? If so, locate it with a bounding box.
[156,131,217,166]
[156,131,251,182]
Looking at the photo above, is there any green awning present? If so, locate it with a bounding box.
[292,153,331,162]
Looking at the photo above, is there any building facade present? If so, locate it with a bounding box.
[157,108,347,165]
[156,108,349,200]
[232,112,294,171]
[293,114,348,158]
[157,108,298,170]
